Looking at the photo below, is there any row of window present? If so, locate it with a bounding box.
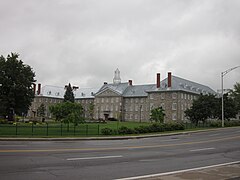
[149,92,197,100]
[34,98,62,103]
[96,97,120,103]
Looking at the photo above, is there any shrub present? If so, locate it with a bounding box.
[134,126,150,134]
[101,128,113,135]
[148,123,163,132]
[118,126,135,135]
[209,121,221,127]
[0,119,8,124]
[225,120,240,127]
[108,118,117,121]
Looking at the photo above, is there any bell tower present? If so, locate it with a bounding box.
[113,68,121,84]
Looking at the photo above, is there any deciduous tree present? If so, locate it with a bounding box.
[0,53,35,120]
[150,106,165,123]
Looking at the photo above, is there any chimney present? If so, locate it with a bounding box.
[168,72,172,88]
[128,80,133,86]
[37,83,41,95]
[104,82,108,85]
[33,83,36,95]
[156,73,160,88]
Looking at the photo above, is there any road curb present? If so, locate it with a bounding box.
[0,127,239,141]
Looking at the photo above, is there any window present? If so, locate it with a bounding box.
[172,113,177,120]
[182,113,185,121]
[188,94,190,100]
[181,93,184,99]
[184,94,187,99]
[181,103,184,111]
[172,93,177,99]
[135,114,138,120]
[172,103,177,110]
[110,105,113,111]
[101,98,104,103]
[130,114,133,120]
[116,97,119,103]
[115,105,118,111]
[106,98,109,103]
[130,105,133,112]
[150,103,154,110]
[150,94,154,99]
[135,105,138,111]
[111,98,114,103]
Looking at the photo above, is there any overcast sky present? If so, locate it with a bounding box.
[0,0,239,91]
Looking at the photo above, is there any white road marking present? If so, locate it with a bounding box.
[0,145,26,147]
[161,139,179,142]
[190,147,215,152]
[208,133,220,137]
[67,155,123,161]
[115,161,240,180]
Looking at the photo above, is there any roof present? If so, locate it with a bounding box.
[148,76,216,95]
[39,85,100,99]
[123,84,156,97]
[95,82,129,95]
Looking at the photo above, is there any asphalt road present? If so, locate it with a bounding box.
[0,127,240,180]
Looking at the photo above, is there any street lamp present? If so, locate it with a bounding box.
[221,66,240,127]
[139,105,142,123]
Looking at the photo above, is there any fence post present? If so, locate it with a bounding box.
[98,124,100,135]
[46,123,48,136]
[15,123,18,136]
[86,125,88,136]
[61,121,63,136]
[32,123,34,136]
[74,124,76,136]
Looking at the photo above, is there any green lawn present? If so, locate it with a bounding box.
[0,121,151,137]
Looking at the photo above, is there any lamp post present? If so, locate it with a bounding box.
[139,105,142,123]
[221,66,240,127]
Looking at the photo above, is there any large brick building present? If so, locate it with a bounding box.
[28,69,216,122]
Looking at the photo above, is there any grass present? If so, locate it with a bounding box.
[0,121,151,137]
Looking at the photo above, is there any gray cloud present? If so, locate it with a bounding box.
[0,0,239,90]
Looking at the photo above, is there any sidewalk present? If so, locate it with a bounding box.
[146,162,240,180]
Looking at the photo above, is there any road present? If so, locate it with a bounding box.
[0,127,240,180]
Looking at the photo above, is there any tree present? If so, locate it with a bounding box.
[64,83,75,103]
[88,102,94,120]
[49,102,84,125]
[0,53,35,121]
[230,82,240,111]
[185,94,218,125]
[215,93,238,120]
[37,103,46,121]
[150,106,165,123]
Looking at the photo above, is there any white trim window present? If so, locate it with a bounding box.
[172,103,177,110]
[172,93,177,99]
[172,113,177,120]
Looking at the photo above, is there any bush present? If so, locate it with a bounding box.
[209,121,221,127]
[0,119,8,124]
[118,126,135,135]
[225,120,240,127]
[108,118,118,121]
[134,126,150,134]
[101,128,113,135]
